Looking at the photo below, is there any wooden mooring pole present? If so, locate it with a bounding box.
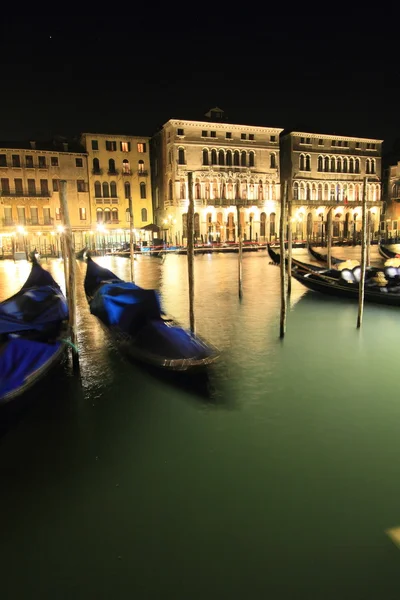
[187,172,195,335]
[237,204,243,299]
[357,177,368,329]
[280,181,287,338]
[366,210,371,267]
[59,180,79,369]
[128,196,135,283]
[327,208,333,270]
[287,188,292,296]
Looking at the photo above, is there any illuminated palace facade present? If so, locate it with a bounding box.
[151,110,283,244]
[280,132,383,241]
[383,160,400,238]
[80,133,153,238]
[0,140,91,255]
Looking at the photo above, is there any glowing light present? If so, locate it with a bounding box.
[50,231,55,236]
[97,224,105,233]
[57,225,64,233]
[89,231,94,235]
[37,231,42,236]
[16,226,25,234]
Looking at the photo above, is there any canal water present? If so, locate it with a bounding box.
[1,248,400,599]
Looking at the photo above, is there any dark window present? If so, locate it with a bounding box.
[168,179,173,200]
[140,182,146,198]
[249,152,255,167]
[110,181,117,197]
[93,158,100,173]
[241,151,246,167]
[366,160,370,175]
[226,150,232,166]
[203,149,209,166]
[306,137,311,144]
[77,180,85,192]
[0,154,7,167]
[318,156,323,171]
[349,158,354,173]
[14,178,23,194]
[178,148,185,165]
[306,155,311,171]
[355,159,360,174]
[241,133,246,140]
[79,207,86,220]
[26,155,34,168]
[210,131,216,138]
[51,156,58,167]
[108,158,116,173]
[270,213,276,236]
[30,206,38,225]
[137,143,146,153]
[75,158,83,167]
[94,181,102,197]
[324,156,330,171]
[40,179,49,195]
[124,182,131,198]
[218,150,225,166]
[102,182,110,197]
[344,141,349,147]
[38,156,46,168]
[43,208,51,224]
[27,179,36,194]
[112,208,118,221]
[355,142,360,149]
[226,132,232,139]
[105,141,117,151]
[177,128,184,136]
[337,140,342,147]
[330,157,335,172]
[211,149,217,165]
[202,130,208,137]
[270,135,276,142]
[120,141,131,152]
[141,208,147,222]
[318,139,323,146]
[300,155,305,170]
[300,137,305,144]
[343,158,348,173]
[371,160,376,174]
[249,134,255,141]
[270,154,276,169]
[104,209,111,223]
[91,140,99,150]
[17,207,26,224]
[337,158,342,172]
[12,155,20,168]
[233,151,240,166]
[52,179,59,191]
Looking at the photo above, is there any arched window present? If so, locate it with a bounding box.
[122,159,130,173]
[355,158,360,174]
[213,179,218,199]
[233,151,240,166]
[299,154,305,171]
[102,182,109,197]
[203,149,209,166]
[242,180,247,199]
[318,184,323,201]
[299,183,305,200]
[93,158,100,173]
[306,184,311,200]
[112,208,118,221]
[108,158,116,173]
[343,158,348,173]
[249,151,255,167]
[293,182,299,200]
[211,149,217,165]
[141,208,147,222]
[155,187,159,208]
[324,184,329,201]
[270,153,276,169]
[168,150,172,165]
[182,213,187,238]
[205,180,210,199]
[318,156,323,172]
[124,182,131,198]
[260,212,266,237]
[180,179,185,199]
[138,159,144,173]
[330,157,335,172]
[178,148,185,165]
[221,181,226,199]
[324,156,330,172]
[126,208,130,222]
[218,150,225,165]
[348,184,354,201]
[195,179,200,200]
[168,179,173,200]
[349,157,354,173]
[96,208,103,223]
[312,184,317,200]
[140,182,146,198]
[235,179,240,199]
[110,181,117,197]
[94,181,101,197]
[371,159,376,174]
[194,213,200,237]
[258,180,263,201]
[330,185,335,201]
[337,157,342,173]
[104,208,111,223]
[270,213,276,237]
[366,159,370,174]
[355,185,360,201]
[241,151,246,167]
[226,150,232,166]
[305,155,311,171]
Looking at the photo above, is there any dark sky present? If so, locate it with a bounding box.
[1,7,399,152]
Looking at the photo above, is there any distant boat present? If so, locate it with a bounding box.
[0,258,68,403]
[378,241,400,261]
[267,244,324,273]
[307,244,343,265]
[84,257,219,371]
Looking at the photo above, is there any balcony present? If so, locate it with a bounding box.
[1,218,54,227]
[107,169,119,176]
[92,168,103,175]
[205,198,264,207]
[138,169,148,177]
[96,197,119,205]
[292,199,383,208]
[0,190,52,198]
[122,169,132,176]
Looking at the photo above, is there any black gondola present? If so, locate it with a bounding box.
[84,257,219,371]
[292,259,400,306]
[0,258,68,403]
[267,244,325,273]
[378,241,400,261]
[76,247,88,260]
[307,244,343,265]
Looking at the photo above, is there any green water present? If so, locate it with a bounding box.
[1,249,400,599]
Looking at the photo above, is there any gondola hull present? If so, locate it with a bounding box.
[307,244,343,265]
[378,241,400,261]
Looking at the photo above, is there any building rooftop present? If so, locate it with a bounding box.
[281,130,383,143]
[0,138,86,153]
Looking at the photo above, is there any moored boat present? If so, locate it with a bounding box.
[307,244,343,265]
[0,259,69,403]
[84,257,219,371]
[378,241,400,261]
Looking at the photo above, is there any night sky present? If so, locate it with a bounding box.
[1,8,399,153]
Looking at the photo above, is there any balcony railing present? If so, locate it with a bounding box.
[0,190,52,198]
[2,217,54,227]
[92,168,104,175]
[108,169,119,176]
[205,198,265,207]
[122,170,132,176]
[138,169,148,176]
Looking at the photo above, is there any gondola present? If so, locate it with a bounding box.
[0,258,69,403]
[84,256,219,371]
[267,244,325,273]
[292,259,400,307]
[307,244,343,265]
[378,241,400,261]
[76,247,88,260]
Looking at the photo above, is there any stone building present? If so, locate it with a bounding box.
[0,139,90,256]
[280,131,383,241]
[80,133,153,240]
[151,109,283,244]
[382,160,400,239]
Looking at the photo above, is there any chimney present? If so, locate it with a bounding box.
[62,142,68,152]
[30,141,36,149]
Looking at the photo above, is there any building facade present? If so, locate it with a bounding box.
[280,132,383,242]
[151,112,283,244]
[382,160,400,239]
[80,133,153,241]
[0,140,90,256]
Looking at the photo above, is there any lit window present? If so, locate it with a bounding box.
[138,160,145,173]
[55,207,61,220]
[137,143,147,153]
[75,158,83,167]
[120,141,131,152]
[79,207,86,220]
